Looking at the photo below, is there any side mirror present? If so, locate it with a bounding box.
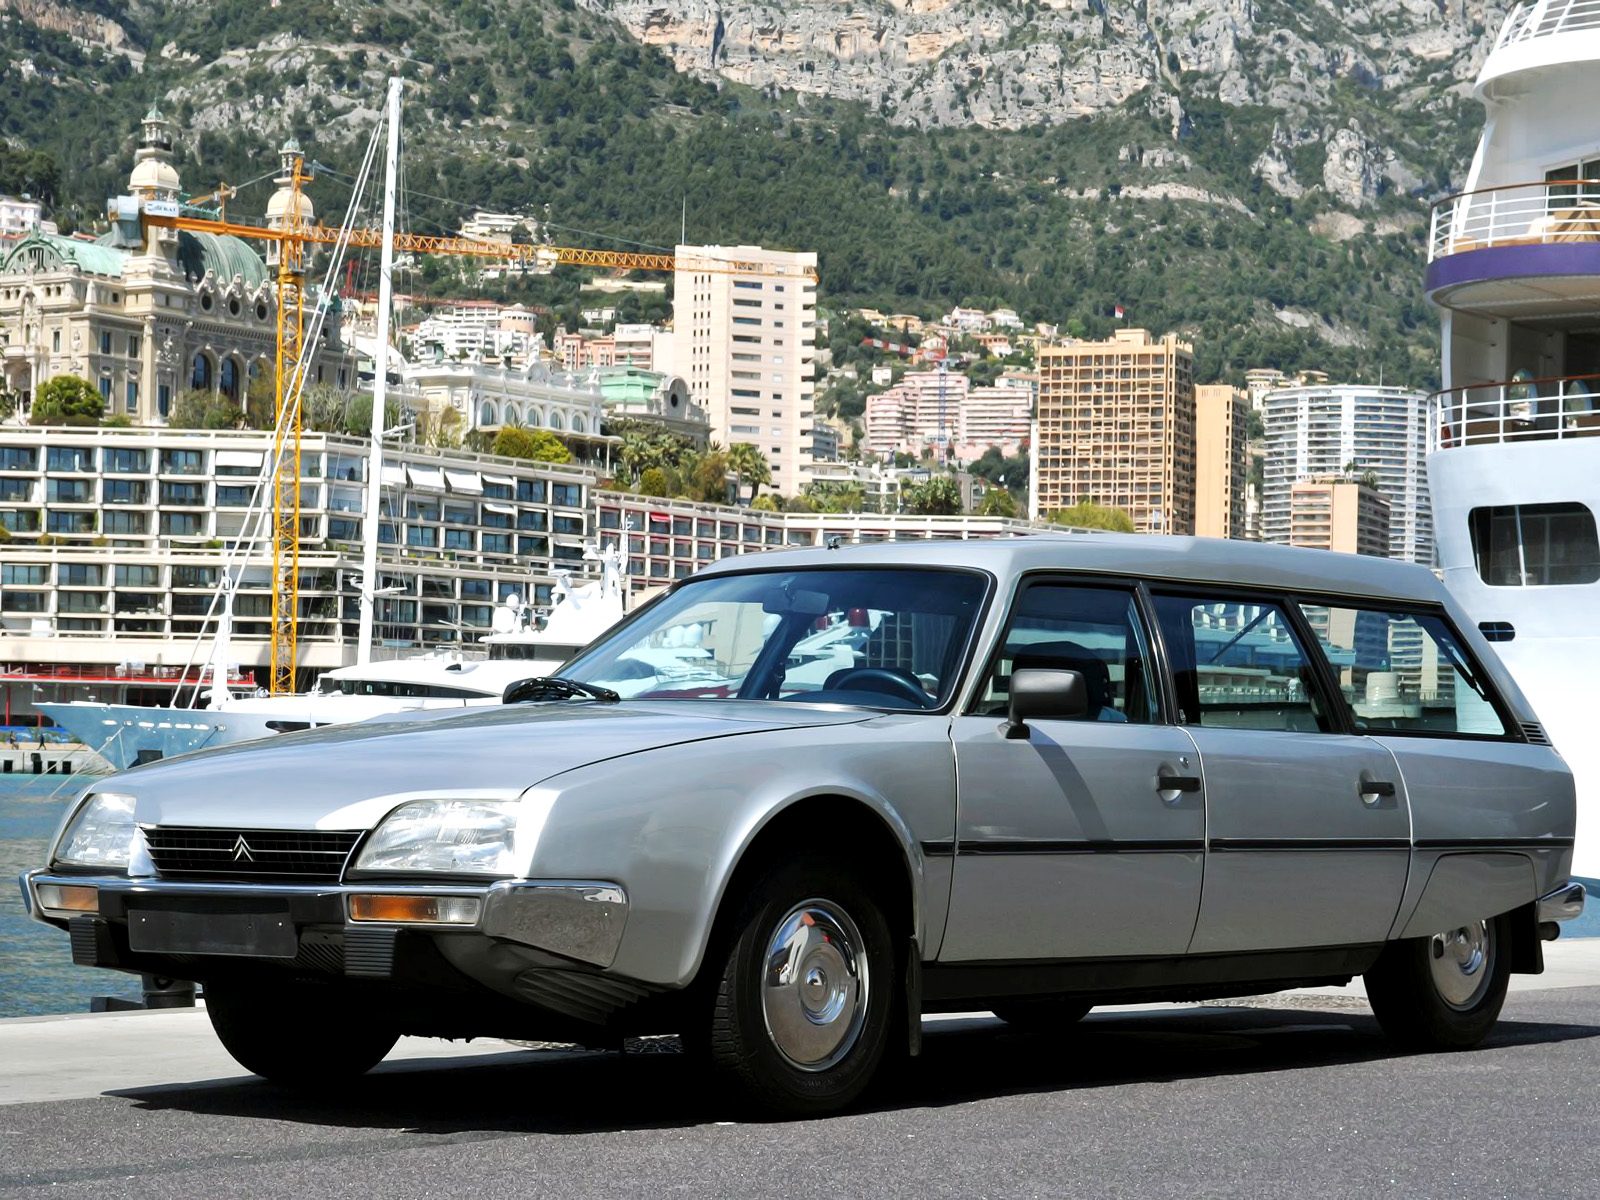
[1004,668,1088,740]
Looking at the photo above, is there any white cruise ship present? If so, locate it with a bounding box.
[1425,0,1600,880]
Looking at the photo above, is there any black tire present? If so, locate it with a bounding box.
[708,858,896,1117]
[1364,912,1512,1051]
[990,997,1094,1032]
[205,978,400,1085]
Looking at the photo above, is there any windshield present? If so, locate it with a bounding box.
[558,567,990,710]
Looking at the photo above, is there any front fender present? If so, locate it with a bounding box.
[525,713,957,988]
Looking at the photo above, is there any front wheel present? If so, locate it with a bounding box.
[1364,912,1511,1051]
[205,978,400,1085]
[707,859,896,1117]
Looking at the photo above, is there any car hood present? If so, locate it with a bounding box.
[102,702,875,830]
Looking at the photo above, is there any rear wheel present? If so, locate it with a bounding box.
[990,997,1094,1032]
[707,859,895,1117]
[205,979,400,1085]
[1365,913,1511,1051]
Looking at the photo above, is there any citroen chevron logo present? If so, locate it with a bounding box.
[231,836,254,862]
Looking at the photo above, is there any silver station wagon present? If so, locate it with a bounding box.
[21,536,1586,1115]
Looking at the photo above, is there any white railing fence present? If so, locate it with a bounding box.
[1429,374,1600,450]
[1429,180,1600,260]
[1495,0,1600,51]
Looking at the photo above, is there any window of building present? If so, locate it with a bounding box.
[58,591,106,613]
[160,511,204,537]
[100,331,111,355]
[553,515,584,536]
[125,381,138,413]
[102,510,146,535]
[517,535,547,557]
[444,528,474,551]
[1,590,47,612]
[102,479,148,505]
[552,483,583,507]
[1469,502,1600,586]
[1298,602,1513,739]
[160,481,206,507]
[0,448,36,471]
[46,446,94,472]
[105,448,148,473]
[216,485,253,507]
[98,377,112,402]
[47,479,95,506]
[158,384,171,418]
[482,532,512,555]
[161,449,204,475]
[1,564,47,586]
[407,526,439,548]
[329,517,360,541]
[128,334,139,358]
[172,566,217,588]
[191,353,211,391]
[45,510,93,535]
[1148,593,1334,732]
[481,508,512,530]
[51,330,60,353]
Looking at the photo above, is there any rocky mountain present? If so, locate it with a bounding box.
[0,0,1516,387]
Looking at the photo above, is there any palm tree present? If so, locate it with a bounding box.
[727,442,772,502]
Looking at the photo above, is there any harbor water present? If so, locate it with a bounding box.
[0,772,138,1018]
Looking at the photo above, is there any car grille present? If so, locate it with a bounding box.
[143,826,363,882]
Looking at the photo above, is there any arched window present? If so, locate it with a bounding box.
[571,414,586,433]
[548,411,564,431]
[219,358,238,400]
[526,410,542,427]
[480,400,497,426]
[191,353,212,391]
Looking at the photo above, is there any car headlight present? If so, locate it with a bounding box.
[354,799,523,875]
[53,792,139,870]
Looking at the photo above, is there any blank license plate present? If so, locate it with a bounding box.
[128,908,297,958]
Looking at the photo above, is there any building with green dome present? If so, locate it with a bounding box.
[0,108,355,423]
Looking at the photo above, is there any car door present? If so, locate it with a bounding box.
[942,579,1206,962]
[1147,590,1412,955]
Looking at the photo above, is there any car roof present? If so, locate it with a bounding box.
[693,533,1447,607]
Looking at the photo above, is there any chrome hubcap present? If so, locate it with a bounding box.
[1429,920,1494,1010]
[760,900,869,1072]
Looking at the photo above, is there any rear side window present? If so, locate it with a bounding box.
[1148,593,1334,733]
[1298,604,1514,739]
[1469,502,1600,586]
[971,583,1159,723]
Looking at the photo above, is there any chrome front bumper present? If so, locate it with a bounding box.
[1537,881,1586,924]
[18,870,629,968]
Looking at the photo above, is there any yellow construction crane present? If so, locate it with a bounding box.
[139,170,818,693]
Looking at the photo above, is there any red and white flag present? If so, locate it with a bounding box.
[1114,303,1125,320]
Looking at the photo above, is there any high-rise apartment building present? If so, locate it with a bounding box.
[1195,384,1249,539]
[1289,477,1392,558]
[673,244,818,494]
[1033,329,1196,533]
[1260,384,1431,563]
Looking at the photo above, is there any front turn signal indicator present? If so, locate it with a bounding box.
[347,894,482,925]
[36,883,99,917]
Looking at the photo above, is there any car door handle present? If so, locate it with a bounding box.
[1157,775,1201,793]
[1360,780,1397,805]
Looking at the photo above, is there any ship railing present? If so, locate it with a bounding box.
[1429,373,1600,450]
[1428,179,1600,261]
[1494,0,1600,52]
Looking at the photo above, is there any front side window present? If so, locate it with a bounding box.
[1299,603,1513,738]
[970,582,1159,723]
[562,568,989,708]
[1469,502,1600,586]
[1149,593,1333,733]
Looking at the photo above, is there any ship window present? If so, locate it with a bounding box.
[1469,502,1600,586]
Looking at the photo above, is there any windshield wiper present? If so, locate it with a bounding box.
[503,676,621,705]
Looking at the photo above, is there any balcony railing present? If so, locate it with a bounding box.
[1495,0,1600,51]
[1429,374,1600,450]
[1428,180,1600,261]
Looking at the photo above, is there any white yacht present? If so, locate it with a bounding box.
[1425,0,1600,880]
[39,549,628,771]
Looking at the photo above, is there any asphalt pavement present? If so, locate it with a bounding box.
[0,943,1597,1198]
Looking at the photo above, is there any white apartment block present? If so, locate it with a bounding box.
[409,305,539,363]
[863,372,1030,460]
[1260,383,1432,564]
[863,370,970,458]
[0,196,44,237]
[459,211,537,243]
[673,244,818,493]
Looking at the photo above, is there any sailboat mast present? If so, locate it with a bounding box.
[357,76,402,666]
